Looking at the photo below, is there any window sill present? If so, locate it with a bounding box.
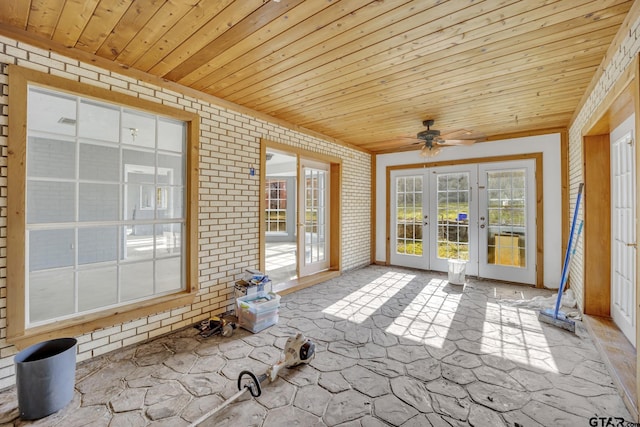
[7,291,198,350]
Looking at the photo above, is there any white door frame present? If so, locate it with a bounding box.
[389,159,537,284]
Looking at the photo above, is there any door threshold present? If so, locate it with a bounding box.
[272,270,340,296]
[583,315,638,421]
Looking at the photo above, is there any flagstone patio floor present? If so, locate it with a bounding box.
[0,265,633,426]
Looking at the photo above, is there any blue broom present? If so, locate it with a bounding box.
[538,183,584,332]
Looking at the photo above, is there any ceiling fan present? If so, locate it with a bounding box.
[413,120,481,157]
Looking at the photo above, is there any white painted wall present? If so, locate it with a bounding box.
[375,133,563,288]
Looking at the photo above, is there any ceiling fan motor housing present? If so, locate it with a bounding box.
[417,129,440,140]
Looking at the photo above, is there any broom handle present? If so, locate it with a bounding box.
[554,183,584,318]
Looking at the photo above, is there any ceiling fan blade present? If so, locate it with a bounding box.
[439,129,474,140]
[438,139,477,146]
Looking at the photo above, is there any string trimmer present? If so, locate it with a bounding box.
[188,333,315,426]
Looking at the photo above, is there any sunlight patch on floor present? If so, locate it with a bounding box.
[322,271,415,323]
[481,301,559,373]
[265,244,296,271]
[385,278,457,348]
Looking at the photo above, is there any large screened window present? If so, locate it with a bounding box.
[8,66,198,342]
[26,87,186,326]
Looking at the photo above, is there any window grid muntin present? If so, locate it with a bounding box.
[25,85,186,327]
[436,172,470,261]
[265,179,287,233]
[395,175,423,256]
[486,169,527,268]
[304,168,327,264]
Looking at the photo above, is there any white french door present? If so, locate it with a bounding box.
[478,160,536,285]
[390,160,536,284]
[611,115,636,347]
[390,170,429,269]
[429,166,478,276]
[298,158,330,277]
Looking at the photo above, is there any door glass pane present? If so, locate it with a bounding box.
[435,173,469,260]
[395,176,423,256]
[304,168,327,264]
[486,169,526,267]
[265,179,287,233]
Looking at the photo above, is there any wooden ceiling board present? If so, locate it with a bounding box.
[0,0,634,153]
[259,8,622,116]
[131,0,235,72]
[112,0,200,65]
[183,0,377,90]
[175,0,355,87]
[74,0,133,53]
[26,0,64,39]
[319,72,594,131]
[214,0,568,104]
[146,0,265,76]
[254,32,606,141]
[323,81,593,142]
[0,0,32,29]
[337,80,594,140]
[211,0,510,101]
[169,0,325,86]
[163,0,308,81]
[273,39,610,132]
[192,0,428,96]
[265,25,616,125]
[240,0,623,113]
[95,0,166,60]
[51,0,100,47]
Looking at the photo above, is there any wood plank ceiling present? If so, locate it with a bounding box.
[0,0,634,153]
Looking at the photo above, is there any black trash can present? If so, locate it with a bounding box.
[15,338,77,420]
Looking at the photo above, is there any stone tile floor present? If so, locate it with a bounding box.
[0,265,633,426]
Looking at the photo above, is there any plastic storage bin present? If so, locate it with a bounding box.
[242,313,280,333]
[236,291,281,333]
[448,259,467,285]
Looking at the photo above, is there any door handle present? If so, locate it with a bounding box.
[626,242,637,248]
[480,224,485,229]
